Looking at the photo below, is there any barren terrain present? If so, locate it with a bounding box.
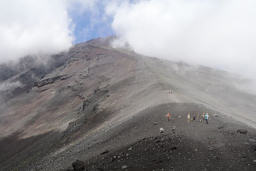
[0,38,255,171]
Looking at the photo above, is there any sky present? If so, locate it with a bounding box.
[0,0,255,79]
[69,0,113,43]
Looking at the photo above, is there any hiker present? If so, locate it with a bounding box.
[201,112,205,122]
[199,115,202,122]
[197,112,200,120]
[166,112,171,121]
[205,113,209,124]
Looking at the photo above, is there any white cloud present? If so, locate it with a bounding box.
[2,0,255,79]
[0,0,74,63]
[0,0,111,63]
[0,81,22,92]
[108,0,256,78]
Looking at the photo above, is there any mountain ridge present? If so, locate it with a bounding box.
[0,37,256,170]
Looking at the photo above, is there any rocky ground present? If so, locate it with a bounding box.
[0,37,256,171]
[63,103,256,171]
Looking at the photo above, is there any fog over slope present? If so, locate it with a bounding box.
[1,0,255,81]
[1,1,255,170]
[0,38,255,170]
[109,0,256,79]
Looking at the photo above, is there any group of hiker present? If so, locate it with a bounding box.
[166,89,209,124]
[168,89,173,94]
[166,112,209,124]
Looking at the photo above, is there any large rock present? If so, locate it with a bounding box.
[237,129,248,134]
[100,150,109,155]
[34,74,70,87]
[160,128,165,133]
[72,160,85,171]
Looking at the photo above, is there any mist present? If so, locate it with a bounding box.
[107,0,256,79]
[1,0,255,80]
[0,81,22,92]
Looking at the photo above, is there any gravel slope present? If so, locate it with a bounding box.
[0,38,256,171]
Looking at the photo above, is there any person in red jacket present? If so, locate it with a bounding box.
[166,112,171,121]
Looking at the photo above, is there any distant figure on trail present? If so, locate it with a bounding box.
[187,113,191,123]
[197,112,200,120]
[205,113,209,124]
[166,112,171,121]
[201,112,205,122]
[199,115,202,122]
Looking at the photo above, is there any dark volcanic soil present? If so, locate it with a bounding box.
[1,38,256,171]
[63,103,256,171]
[84,134,256,171]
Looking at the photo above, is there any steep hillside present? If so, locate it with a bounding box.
[0,38,256,171]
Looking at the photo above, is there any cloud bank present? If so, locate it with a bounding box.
[1,0,255,80]
[108,0,256,78]
[0,0,110,63]
[0,0,75,63]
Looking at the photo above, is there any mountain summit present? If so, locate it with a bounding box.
[0,38,256,171]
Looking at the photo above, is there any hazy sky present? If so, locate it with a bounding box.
[109,0,256,78]
[0,0,255,78]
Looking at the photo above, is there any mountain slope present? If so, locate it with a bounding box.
[0,38,256,171]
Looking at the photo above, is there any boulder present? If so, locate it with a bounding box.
[72,160,85,171]
[100,150,109,155]
[249,138,256,143]
[237,129,248,134]
[218,126,224,129]
[34,75,69,87]
[213,114,219,117]
[121,165,128,169]
[159,128,165,133]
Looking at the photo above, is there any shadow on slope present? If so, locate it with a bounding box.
[0,131,62,171]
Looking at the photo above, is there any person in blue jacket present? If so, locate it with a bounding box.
[205,113,209,124]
